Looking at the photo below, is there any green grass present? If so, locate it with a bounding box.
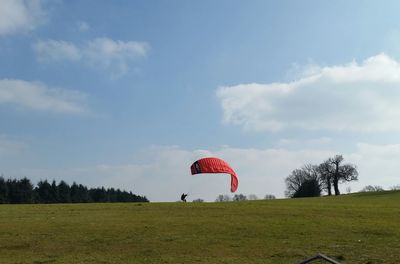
[1,191,400,263]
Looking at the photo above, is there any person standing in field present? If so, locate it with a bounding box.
[181,193,188,202]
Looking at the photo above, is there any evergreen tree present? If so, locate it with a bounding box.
[57,180,71,203]
[36,180,52,203]
[90,187,108,202]
[293,178,321,198]
[108,188,117,202]
[50,180,58,203]
[7,179,19,203]
[0,177,8,203]
[78,184,90,203]
[70,182,80,203]
[18,178,34,203]
[0,176,148,204]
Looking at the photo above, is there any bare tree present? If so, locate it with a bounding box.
[233,194,247,201]
[318,155,358,195]
[215,194,231,202]
[285,168,307,197]
[264,194,276,200]
[285,164,321,197]
[390,185,400,190]
[285,155,358,197]
[361,185,384,192]
[329,155,358,195]
[317,161,333,196]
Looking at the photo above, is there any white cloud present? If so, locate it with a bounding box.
[33,40,81,62]
[0,0,46,35]
[348,143,400,189]
[276,137,332,148]
[33,38,150,76]
[217,53,400,132]
[0,79,87,113]
[85,37,149,75]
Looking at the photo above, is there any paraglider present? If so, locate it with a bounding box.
[190,157,238,192]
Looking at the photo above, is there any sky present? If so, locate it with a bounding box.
[2,0,400,202]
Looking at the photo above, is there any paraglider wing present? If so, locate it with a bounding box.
[190,157,238,192]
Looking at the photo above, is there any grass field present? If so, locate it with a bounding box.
[0,191,399,263]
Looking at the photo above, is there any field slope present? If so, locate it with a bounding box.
[0,191,399,263]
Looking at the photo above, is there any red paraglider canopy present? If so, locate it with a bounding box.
[190,157,238,192]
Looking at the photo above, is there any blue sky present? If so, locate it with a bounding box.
[2,0,400,201]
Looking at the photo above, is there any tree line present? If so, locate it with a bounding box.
[215,193,276,202]
[285,155,358,198]
[0,177,149,204]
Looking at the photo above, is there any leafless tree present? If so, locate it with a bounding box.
[285,164,320,197]
[319,155,358,195]
[285,155,358,197]
[361,185,384,192]
[264,194,276,200]
[317,161,333,196]
[215,194,231,202]
[233,194,247,201]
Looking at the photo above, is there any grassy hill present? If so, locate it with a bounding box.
[0,191,399,263]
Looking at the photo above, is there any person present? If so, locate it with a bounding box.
[181,193,188,202]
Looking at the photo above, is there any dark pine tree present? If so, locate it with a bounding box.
[50,180,59,203]
[36,180,52,203]
[18,177,34,203]
[57,180,71,203]
[0,177,8,203]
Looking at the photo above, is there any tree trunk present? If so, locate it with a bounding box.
[333,160,340,195]
[333,177,340,195]
[327,177,332,196]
